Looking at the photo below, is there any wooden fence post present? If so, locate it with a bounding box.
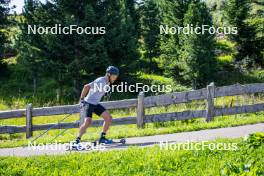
[137,91,145,128]
[206,82,215,122]
[26,103,33,138]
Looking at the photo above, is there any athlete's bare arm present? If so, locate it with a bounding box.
[80,84,90,100]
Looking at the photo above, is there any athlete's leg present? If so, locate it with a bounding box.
[75,104,94,143]
[94,104,112,142]
[78,117,92,138]
[100,111,113,133]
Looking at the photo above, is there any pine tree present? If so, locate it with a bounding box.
[159,0,191,76]
[0,0,10,72]
[141,0,161,71]
[17,0,57,97]
[250,0,264,66]
[103,0,139,74]
[224,0,261,67]
[178,1,217,89]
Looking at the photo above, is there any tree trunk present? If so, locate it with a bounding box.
[33,78,36,97]
[56,88,61,104]
[73,79,80,99]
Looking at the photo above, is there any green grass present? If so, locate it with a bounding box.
[217,55,233,63]
[0,136,263,176]
[137,71,174,86]
[216,38,236,54]
[135,72,191,93]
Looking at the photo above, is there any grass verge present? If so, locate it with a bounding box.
[0,135,263,176]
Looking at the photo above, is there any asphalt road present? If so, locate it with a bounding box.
[0,123,263,157]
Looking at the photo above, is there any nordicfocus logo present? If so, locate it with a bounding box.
[27,141,106,151]
[27,24,106,35]
[91,82,172,93]
[159,141,238,151]
[160,24,238,35]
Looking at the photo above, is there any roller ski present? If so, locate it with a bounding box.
[93,137,126,146]
[66,136,126,151]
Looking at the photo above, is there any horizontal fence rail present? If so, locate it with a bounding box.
[0,100,138,120]
[1,103,263,134]
[1,83,263,120]
[0,83,264,137]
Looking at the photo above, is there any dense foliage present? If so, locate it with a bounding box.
[224,0,263,68]
[0,0,263,105]
[178,1,216,88]
[0,0,10,71]
[16,0,139,102]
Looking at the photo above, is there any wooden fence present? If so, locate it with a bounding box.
[0,82,264,138]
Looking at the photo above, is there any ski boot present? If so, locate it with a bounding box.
[67,137,84,150]
[98,136,113,144]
